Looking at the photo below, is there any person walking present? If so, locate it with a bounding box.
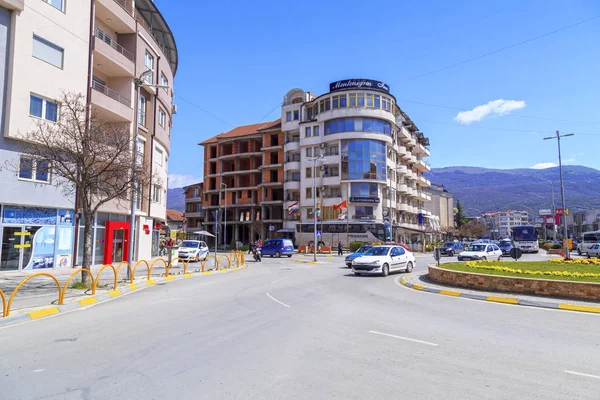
[248,241,254,255]
[338,241,343,256]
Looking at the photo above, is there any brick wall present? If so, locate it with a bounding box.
[428,265,600,301]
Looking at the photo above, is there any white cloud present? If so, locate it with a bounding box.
[530,162,557,169]
[563,157,576,163]
[454,99,526,125]
[168,174,203,189]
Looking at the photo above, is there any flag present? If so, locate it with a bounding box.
[287,201,299,215]
[333,200,347,211]
[338,210,347,220]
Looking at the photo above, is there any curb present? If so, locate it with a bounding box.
[398,277,600,315]
[0,265,248,328]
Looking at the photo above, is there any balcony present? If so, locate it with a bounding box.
[259,181,283,187]
[417,175,431,186]
[285,161,300,171]
[397,184,408,193]
[284,180,300,190]
[284,140,300,152]
[96,0,136,33]
[395,145,407,155]
[262,144,283,151]
[91,80,132,122]
[221,168,260,176]
[185,196,203,203]
[396,203,408,212]
[406,187,414,196]
[414,159,431,172]
[321,175,340,186]
[185,211,204,218]
[94,28,134,77]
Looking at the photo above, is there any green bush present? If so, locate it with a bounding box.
[349,241,363,252]
[425,245,434,252]
[239,246,249,252]
[551,244,562,249]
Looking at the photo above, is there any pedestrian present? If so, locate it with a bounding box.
[338,241,343,256]
[248,241,254,254]
[258,239,263,248]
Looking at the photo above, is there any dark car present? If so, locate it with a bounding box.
[261,239,294,258]
[345,245,374,267]
[498,240,515,256]
[440,242,463,256]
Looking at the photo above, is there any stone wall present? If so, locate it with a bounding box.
[428,265,600,301]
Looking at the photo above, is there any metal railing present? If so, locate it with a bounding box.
[92,80,131,107]
[95,27,135,62]
[113,0,134,16]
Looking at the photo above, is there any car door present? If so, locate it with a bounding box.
[492,244,502,258]
[391,246,407,270]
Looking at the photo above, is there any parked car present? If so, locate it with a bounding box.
[587,244,600,258]
[440,241,464,257]
[177,240,209,261]
[345,245,374,267]
[498,240,516,256]
[457,243,503,261]
[351,245,415,277]
[261,239,294,258]
[577,231,600,255]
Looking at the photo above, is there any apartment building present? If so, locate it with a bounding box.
[200,120,283,247]
[424,183,455,240]
[281,79,432,249]
[183,182,204,231]
[481,210,530,238]
[0,0,177,271]
[569,209,600,238]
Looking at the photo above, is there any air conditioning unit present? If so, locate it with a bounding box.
[171,104,178,114]
[319,165,325,171]
[319,143,325,149]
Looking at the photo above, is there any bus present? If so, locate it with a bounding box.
[511,225,539,253]
[577,231,600,256]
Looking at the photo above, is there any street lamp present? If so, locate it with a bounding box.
[221,183,227,250]
[128,70,170,274]
[307,154,323,262]
[387,165,404,241]
[543,131,574,258]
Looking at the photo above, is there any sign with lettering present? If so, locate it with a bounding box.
[349,197,380,204]
[329,79,390,93]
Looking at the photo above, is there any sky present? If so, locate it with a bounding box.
[156,0,600,188]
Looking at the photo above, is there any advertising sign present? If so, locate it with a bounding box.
[349,197,380,204]
[329,79,390,93]
[539,209,552,216]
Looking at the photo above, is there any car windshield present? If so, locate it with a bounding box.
[364,247,390,256]
[444,242,455,247]
[357,246,371,253]
[181,241,199,248]
[468,245,487,252]
[499,242,512,247]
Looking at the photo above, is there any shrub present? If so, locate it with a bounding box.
[349,241,363,252]
[551,244,562,249]
[425,245,434,252]
[239,246,248,252]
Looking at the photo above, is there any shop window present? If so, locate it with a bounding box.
[19,157,50,183]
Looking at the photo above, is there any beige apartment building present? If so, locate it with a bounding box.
[0,0,177,271]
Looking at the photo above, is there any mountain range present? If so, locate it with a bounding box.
[166,165,600,216]
[426,165,600,216]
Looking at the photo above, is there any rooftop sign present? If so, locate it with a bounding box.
[329,79,390,93]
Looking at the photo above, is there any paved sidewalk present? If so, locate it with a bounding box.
[401,268,600,311]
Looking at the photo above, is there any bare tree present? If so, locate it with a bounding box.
[7,92,153,283]
[459,220,488,239]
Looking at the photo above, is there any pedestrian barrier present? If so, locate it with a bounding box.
[2,253,248,318]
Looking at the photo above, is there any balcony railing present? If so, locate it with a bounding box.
[113,0,134,16]
[95,27,135,62]
[92,80,131,107]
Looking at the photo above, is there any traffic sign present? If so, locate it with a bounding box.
[509,247,523,260]
[213,224,221,234]
[268,225,275,232]
[316,230,322,238]
[433,248,442,264]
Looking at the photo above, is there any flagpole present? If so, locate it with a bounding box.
[346,185,350,250]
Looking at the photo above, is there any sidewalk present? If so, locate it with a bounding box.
[400,268,600,313]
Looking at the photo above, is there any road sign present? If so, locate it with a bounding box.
[268,225,275,232]
[213,224,221,234]
[433,248,442,266]
[316,230,322,238]
[509,247,523,260]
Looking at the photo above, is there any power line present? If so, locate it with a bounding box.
[421,119,600,136]
[258,102,283,122]
[400,15,600,83]
[173,94,235,127]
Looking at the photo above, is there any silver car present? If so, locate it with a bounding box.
[587,244,600,258]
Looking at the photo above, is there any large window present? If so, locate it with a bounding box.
[342,140,386,180]
[19,157,50,183]
[351,182,379,197]
[324,118,391,136]
[32,35,63,68]
[152,184,162,203]
[144,51,154,83]
[29,94,58,122]
[332,94,347,109]
[355,206,374,218]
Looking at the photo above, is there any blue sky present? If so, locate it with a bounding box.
[156,0,600,188]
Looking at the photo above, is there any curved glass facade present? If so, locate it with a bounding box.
[324,117,392,136]
[341,139,386,180]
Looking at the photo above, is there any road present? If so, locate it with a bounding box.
[1,253,599,399]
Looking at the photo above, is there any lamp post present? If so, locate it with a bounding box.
[529,169,575,241]
[307,155,323,262]
[387,165,404,242]
[128,70,170,277]
[221,182,227,250]
[543,131,574,258]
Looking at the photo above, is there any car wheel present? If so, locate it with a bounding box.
[448,251,454,257]
[498,256,502,261]
[578,248,582,256]
[275,251,281,258]
[381,263,389,277]
[287,255,292,258]
[588,253,591,259]
[405,261,413,273]
[354,272,362,276]
[481,256,487,261]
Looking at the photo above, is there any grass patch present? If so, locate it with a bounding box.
[441,261,600,283]
[70,281,92,290]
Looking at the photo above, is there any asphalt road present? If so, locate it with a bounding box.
[1,253,599,399]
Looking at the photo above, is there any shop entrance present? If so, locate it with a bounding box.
[0,226,41,271]
[103,221,131,265]
[112,229,125,263]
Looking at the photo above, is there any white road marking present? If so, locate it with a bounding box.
[265,293,290,308]
[369,330,438,347]
[565,370,600,380]
[270,277,288,285]
[33,369,44,373]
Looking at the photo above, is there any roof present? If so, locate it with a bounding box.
[135,0,178,75]
[166,209,185,222]
[182,182,203,191]
[199,119,281,146]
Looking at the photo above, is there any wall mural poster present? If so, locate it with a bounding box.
[58,209,74,226]
[23,226,55,270]
[3,206,57,225]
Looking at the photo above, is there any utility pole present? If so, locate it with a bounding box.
[222,183,227,250]
[543,131,574,258]
[307,155,323,262]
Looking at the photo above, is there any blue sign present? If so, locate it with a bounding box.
[316,231,322,238]
[330,79,390,93]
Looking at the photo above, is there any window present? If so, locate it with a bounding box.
[29,95,58,122]
[324,118,391,136]
[355,206,374,218]
[314,147,320,157]
[32,35,63,68]
[306,167,312,178]
[306,187,312,198]
[351,182,379,196]
[136,137,145,164]
[155,147,163,166]
[366,94,374,108]
[313,125,320,136]
[306,147,312,157]
[332,94,347,109]
[382,97,391,112]
[19,157,50,183]
[305,127,311,137]
[286,111,292,122]
[324,145,339,156]
[349,93,358,108]
[324,165,339,177]
[144,51,154,83]
[158,108,166,127]
[374,95,380,108]
[293,110,299,120]
[193,188,199,198]
[152,184,162,203]
[160,73,168,90]
[322,206,341,221]
[42,0,64,11]
[247,190,252,198]
[135,182,142,210]
[138,95,146,126]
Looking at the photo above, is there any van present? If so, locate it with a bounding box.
[577,231,600,255]
[261,239,294,258]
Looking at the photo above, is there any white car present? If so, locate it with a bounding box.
[351,245,415,277]
[177,240,209,261]
[587,244,600,258]
[457,243,502,261]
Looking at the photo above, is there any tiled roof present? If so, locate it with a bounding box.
[166,209,185,222]
[199,119,281,145]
